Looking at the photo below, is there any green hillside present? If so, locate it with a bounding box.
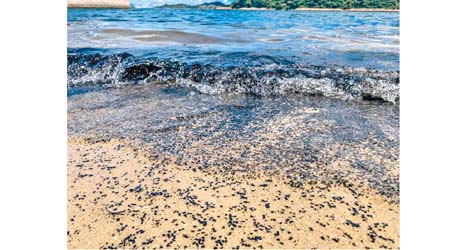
[231,0,399,10]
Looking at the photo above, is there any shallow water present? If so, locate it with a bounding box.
[67,9,399,198]
[68,9,399,102]
[68,85,399,198]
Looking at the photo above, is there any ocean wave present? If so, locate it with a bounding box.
[68,52,399,104]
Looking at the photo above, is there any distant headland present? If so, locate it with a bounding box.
[230,0,399,11]
[67,0,130,9]
[154,0,399,11]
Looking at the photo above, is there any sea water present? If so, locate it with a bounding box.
[68,8,399,102]
[67,8,399,197]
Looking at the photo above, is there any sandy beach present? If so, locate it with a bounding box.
[68,137,398,249]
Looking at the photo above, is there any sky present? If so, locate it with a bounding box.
[131,0,232,8]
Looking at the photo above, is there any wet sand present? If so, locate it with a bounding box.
[68,138,398,249]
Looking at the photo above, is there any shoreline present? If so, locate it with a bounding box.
[67,83,399,249]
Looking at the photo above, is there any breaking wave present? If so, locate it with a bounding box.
[68,52,399,104]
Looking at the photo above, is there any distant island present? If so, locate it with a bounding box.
[154,1,230,9]
[154,0,399,11]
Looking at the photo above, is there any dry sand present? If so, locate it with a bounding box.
[68,137,399,249]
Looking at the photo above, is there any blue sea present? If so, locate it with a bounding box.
[68,8,399,103]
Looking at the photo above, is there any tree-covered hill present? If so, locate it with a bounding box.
[231,0,399,10]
